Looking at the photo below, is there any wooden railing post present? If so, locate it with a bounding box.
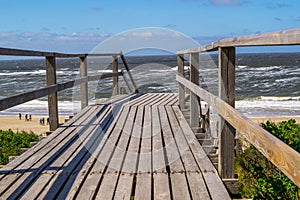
[46,56,59,131]
[80,56,88,109]
[218,47,236,179]
[177,54,185,109]
[189,53,200,128]
[112,56,119,96]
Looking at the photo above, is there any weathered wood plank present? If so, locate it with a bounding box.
[46,56,59,131]
[218,47,236,179]
[189,53,200,128]
[112,56,119,96]
[153,173,171,200]
[186,172,211,200]
[176,74,300,188]
[172,105,231,199]
[75,106,131,199]
[21,106,112,199]
[177,28,300,53]
[135,173,152,200]
[80,56,88,109]
[177,54,185,109]
[0,105,103,198]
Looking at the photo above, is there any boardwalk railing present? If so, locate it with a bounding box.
[0,48,138,131]
[177,28,300,187]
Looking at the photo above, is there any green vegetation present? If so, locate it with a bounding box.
[0,129,39,165]
[236,119,300,199]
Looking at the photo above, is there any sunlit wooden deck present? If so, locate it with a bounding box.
[0,93,230,199]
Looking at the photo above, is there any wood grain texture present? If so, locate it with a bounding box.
[176,74,300,187]
[80,56,88,109]
[177,54,185,109]
[218,47,235,179]
[177,28,300,53]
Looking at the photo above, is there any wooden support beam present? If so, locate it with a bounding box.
[177,54,185,109]
[80,56,88,109]
[218,47,236,179]
[112,56,119,96]
[189,53,200,127]
[46,56,59,131]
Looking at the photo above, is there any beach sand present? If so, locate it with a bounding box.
[0,116,69,135]
[249,116,300,124]
[0,115,299,135]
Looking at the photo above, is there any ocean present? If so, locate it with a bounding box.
[0,53,299,117]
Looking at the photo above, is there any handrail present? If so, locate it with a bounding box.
[176,75,300,188]
[177,28,300,53]
[0,72,122,111]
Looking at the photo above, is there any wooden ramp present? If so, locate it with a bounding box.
[0,93,230,200]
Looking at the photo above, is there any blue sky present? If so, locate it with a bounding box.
[0,0,299,53]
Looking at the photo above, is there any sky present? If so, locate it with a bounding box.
[0,0,300,54]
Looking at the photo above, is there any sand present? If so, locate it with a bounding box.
[0,116,69,135]
[0,115,299,135]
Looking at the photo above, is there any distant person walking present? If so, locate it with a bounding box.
[19,113,22,120]
[29,114,32,121]
[25,114,28,121]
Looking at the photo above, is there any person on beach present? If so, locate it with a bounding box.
[29,114,32,121]
[19,113,22,120]
[47,118,49,125]
[25,114,28,121]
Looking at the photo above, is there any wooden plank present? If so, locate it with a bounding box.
[153,173,171,200]
[218,47,236,179]
[95,106,137,199]
[75,106,131,199]
[46,56,59,131]
[152,93,173,106]
[0,72,122,112]
[177,28,300,53]
[135,106,151,199]
[152,106,166,173]
[177,74,300,188]
[189,53,200,128]
[172,105,233,199]
[80,56,88,109]
[135,173,151,200]
[112,56,119,96]
[177,54,185,109]
[186,172,211,200]
[20,106,112,199]
[58,105,127,199]
[120,53,139,93]
[0,105,104,198]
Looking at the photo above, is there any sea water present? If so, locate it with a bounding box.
[0,53,299,117]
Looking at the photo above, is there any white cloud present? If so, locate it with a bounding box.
[0,32,112,53]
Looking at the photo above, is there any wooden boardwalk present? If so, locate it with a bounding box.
[0,93,230,200]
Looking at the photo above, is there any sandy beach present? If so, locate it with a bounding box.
[0,114,299,136]
[0,116,69,135]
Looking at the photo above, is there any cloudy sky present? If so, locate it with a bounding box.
[0,0,299,53]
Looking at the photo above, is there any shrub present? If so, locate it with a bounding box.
[236,119,300,199]
[0,129,39,165]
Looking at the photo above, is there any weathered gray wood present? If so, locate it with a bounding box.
[177,54,185,109]
[120,53,139,93]
[172,105,231,199]
[177,28,300,53]
[176,74,300,188]
[112,56,119,96]
[46,56,59,131]
[80,56,88,109]
[0,105,100,197]
[0,47,120,57]
[153,173,171,200]
[189,53,200,127]
[218,47,236,179]
[0,72,122,111]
